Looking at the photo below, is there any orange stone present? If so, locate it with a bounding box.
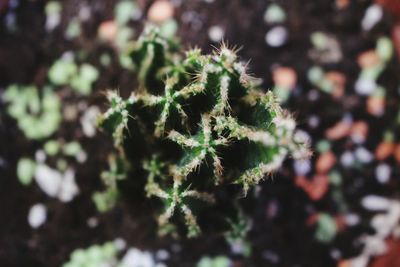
[367,96,385,116]
[375,141,395,160]
[273,67,297,90]
[336,0,350,9]
[295,174,329,201]
[337,260,351,267]
[351,121,369,141]
[325,120,351,140]
[98,20,117,43]
[147,0,174,24]
[316,151,336,174]
[394,144,400,163]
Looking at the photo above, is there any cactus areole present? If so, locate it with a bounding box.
[97,26,309,238]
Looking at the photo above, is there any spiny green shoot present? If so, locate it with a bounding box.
[97,26,309,237]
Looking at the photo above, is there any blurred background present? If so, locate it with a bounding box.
[1,0,400,266]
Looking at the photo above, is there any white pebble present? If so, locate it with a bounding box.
[355,147,373,163]
[293,159,311,176]
[265,26,288,47]
[121,248,155,267]
[340,151,355,167]
[34,165,79,202]
[208,25,224,42]
[46,13,61,32]
[58,169,79,203]
[362,195,391,211]
[114,238,127,251]
[28,204,47,229]
[308,115,320,128]
[35,150,46,163]
[78,5,91,21]
[355,78,376,95]
[156,249,170,260]
[35,164,63,197]
[344,213,360,226]
[376,164,391,184]
[361,4,383,31]
[87,217,98,228]
[80,106,100,137]
[307,89,320,101]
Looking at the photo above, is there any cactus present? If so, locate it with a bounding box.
[97,26,309,238]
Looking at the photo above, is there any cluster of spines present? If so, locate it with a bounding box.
[98,26,308,237]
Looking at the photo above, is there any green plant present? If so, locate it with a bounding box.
[3,85,61,140]
[48,56,99,95]
[97,26,309,238]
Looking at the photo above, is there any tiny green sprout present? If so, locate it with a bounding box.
[44,140,60,156]
[63,142,82,157]
[97,26,309,237]
[376,36,393,62]
[159,19,178,39]
[264,4,286,24]
[49,57,99,95]
[307,66,334,93]
[65,17,81,39]
[316,139,331,153]
[45,1,62,16]
[4,85,61,140]
[63,242,118,267]
[17,158,36,186]
[48,57,78,86]
[197,256,230,267]
[311,32,329,50]
[315,213,337,243]
[115,0,141,25]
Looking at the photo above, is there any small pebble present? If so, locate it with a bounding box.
[148,0,174,24]
[316,151,336,174]
[273,67,297,90]
[344,213,360,226]
[35,150,46,163]
[361,4,383,31]
[375,163,391,184]
[294,159,311,176]
[264,4,286,24]
[114,238,127,251]
[308,89,320,101]
[340,151,355,167]
[350,121,368,144]
[361,195,391,211]
[156,249,170,261]
[375,141,394,161]
[98,20,118,43]
[208,25,224,42]
[87,217,99,228]
[265,26,288,47]
[367,95,385,116]
[355,78,376,95]
[28,203,47,229]
[355,147,373,163]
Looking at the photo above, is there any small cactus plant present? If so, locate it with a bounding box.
[97,26,309,238]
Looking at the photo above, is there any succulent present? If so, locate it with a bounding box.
[97,26,309,237]
[3,85,61,140]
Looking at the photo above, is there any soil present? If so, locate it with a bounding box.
[1,0,399,267]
